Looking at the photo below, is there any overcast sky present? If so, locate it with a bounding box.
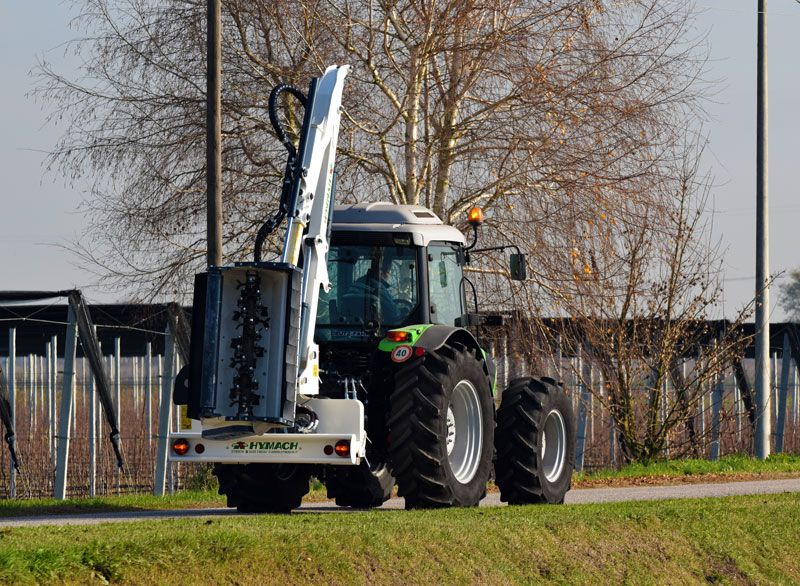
[1,1,798,318]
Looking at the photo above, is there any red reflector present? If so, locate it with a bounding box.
[414,347,426,357]
[194,443,205,454]
[387,330,410,342]
[334,440,350,458]
[324,444,334,455]
[172,439,190,456]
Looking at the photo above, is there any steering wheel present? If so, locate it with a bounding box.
[338,292,379,321]
[392,298,414,317]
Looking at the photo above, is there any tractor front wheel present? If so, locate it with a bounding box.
[494,377,575,504]
[388,342,494,509]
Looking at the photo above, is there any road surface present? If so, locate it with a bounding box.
[2,477,799,528]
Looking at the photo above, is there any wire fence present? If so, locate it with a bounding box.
[1,327,800,499]
[0,346,200,499]
[485,336,800,470]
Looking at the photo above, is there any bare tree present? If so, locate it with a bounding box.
[512,144,753,463]
[38,0,709,302]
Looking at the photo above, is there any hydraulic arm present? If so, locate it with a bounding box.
[281,64,348,397]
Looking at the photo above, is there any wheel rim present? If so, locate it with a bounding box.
[541,409,567,483]
[446,380,483,484]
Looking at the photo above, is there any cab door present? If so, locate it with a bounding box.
[426,242,466,326]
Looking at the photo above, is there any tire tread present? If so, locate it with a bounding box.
[494,377,574,505]
[388,345,494,509]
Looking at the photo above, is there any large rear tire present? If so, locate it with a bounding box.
[325,460,394,508]
[214,463,311,513]
[388,342,494,509]
[494,377,575,504]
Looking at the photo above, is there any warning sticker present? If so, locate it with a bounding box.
[390,345,413,363]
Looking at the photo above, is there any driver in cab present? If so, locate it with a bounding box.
[348,254,402,324]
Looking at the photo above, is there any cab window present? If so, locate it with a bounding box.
[427,243,464,326]
[316,244,418,332]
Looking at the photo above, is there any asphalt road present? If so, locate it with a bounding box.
[2,477,799,528]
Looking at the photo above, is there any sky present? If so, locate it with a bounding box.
[0,1,798,318]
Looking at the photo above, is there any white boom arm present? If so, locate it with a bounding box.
[281,64,348,394]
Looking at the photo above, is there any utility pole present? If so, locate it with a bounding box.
[207,0,223,267]
[754,0,770,459]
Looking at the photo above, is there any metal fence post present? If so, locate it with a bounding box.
[734,377,742,446]
[699,378,706,441]
[608,410,616,469]
[45,348,51,471]
[589,365,595,444]
[174,354,182,434]
[50,335,58,472]
[54,304,78,499]
[772,352,778,430]
[775,333,791,453]
[710,369,724,461]
[31,348,38,432]
[663,375,670,459]
[146,342,153,448]
[575,347,590,472]
[30,355,35,440]
[154,327,175,496]
[8,328,16,498]
[114,338,122,494]
[114,338,121,429]
[74,358,80,432]
[793,362,798,429]
[133,356,139,413]
[88,364,96,497]
[555,334,563,380]
[36,355,42,430]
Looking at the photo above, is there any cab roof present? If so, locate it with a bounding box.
[332,202,466,246]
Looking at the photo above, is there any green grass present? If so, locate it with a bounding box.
[0,493,798,584]
[0,480,333,519]
[3,455,798,519]
[0,489,225,518]
[574,453,800,484]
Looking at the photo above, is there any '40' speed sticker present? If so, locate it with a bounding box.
[390,345,413,363]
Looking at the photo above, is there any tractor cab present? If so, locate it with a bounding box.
[315,202,468,343]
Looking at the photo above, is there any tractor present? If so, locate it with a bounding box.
[170,65,575,511]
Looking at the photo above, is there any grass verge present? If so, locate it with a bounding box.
[2,455,799,518]
[0,489,225,518]
[573,453,800,487]
[0,493,798,584]
[0,482,334,518]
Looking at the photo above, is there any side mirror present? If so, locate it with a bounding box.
[510,253,527,281]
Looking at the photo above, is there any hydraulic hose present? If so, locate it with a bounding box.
[254,84,308,262]
[253,210,286,263]
[268,84,307,157]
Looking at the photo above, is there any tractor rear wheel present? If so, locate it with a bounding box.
[494,377,575,504]
[325,460,394,508]
[388,342,494,509]
[214,463,311,513]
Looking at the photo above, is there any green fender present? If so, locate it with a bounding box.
[378,324,497,395]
